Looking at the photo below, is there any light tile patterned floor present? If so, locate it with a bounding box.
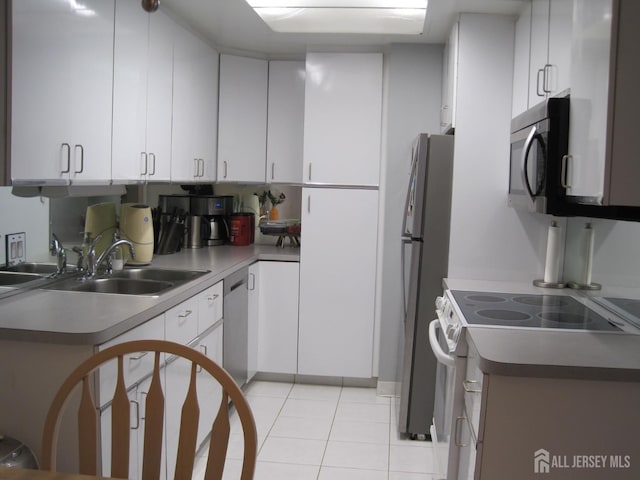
[193,381,440,480]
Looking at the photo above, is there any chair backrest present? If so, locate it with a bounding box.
[41,339,257,480]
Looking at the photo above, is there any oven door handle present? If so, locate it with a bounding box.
[429,319,455,367]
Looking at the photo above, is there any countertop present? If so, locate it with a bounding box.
[0,245,299,345]
[443,278,640,382]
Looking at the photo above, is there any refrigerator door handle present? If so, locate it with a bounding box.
[402,144,419,237]
[400,237,412,321]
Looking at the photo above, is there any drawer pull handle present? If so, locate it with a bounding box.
[454,417,469,447]
[131,400,140,430]
[129,351,148,362]
[463,380,482,393]
[207,294,220,302]
[178,310,193,319]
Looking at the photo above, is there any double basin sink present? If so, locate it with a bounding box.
[0,263,209,297]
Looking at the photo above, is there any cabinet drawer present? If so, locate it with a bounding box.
[197,281,223,334]
[165,297,198,345]
[97,314,164,407]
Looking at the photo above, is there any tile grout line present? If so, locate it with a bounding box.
[253,382,295,458]
[314,383,343,480]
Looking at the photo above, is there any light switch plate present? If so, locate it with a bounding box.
[6,232,26,266]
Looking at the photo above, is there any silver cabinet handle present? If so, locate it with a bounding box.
[463,380,482,393]
[197,344,208,373]
[543,63,553,93]
[249,273,256,291]
[141,152,148,176]
[149,153,156,176]
[61,143,71,174]
[223,160,228,179]
[307,194,311,213]
[207,293,220,302]
[199,158,205,177]
[178,310,193,319]
[193,158,199,178]
[74,144,84,174]
[131,399,140,430]
[561,154,571,189]
[454,417,469,447]
[536,68,545,97]
[271,162,275,180]
[308,162,312,181]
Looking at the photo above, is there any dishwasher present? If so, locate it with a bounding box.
[222,267,249,388]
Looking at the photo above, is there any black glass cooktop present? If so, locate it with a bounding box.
[450,290,621,331]
[594,297,640,329]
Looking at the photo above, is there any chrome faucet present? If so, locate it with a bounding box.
[85,234,136,277]
[50,233,67,277]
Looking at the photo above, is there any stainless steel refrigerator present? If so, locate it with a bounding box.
[398,133,455,437]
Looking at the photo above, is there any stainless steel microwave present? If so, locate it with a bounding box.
[509,97,569,214]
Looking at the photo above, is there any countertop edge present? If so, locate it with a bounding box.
[0,246,299,346]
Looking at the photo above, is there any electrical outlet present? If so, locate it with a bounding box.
[6,232,27,267]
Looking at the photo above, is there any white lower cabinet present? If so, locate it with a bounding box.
[194,323,224,448]
[247,262,260,381]
[298,188,378,378]
[257,261,300,375]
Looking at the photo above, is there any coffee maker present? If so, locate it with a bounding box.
[190,196,233,246]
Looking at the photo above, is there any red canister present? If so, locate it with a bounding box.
[229,213,255,246]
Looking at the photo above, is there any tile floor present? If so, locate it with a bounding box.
[192,381,441,480]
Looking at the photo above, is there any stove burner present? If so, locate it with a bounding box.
[465,295,506,303]
[513,296,570,307]
[538,312,593,326]
[476,309,531,321]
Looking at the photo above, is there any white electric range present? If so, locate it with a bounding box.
[429,281,640,480]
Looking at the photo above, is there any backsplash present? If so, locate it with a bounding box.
[0,187,50,265]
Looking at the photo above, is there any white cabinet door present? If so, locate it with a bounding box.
[441,22,459,131]
[172,25,219,183]
[194,323,224,448]
[267,61,305,183]
[298,188,378,378]
[303,53,382,186]
[247,262,260,382]
[111,0,150,183]
[567,0,612,201]
[547,0,573,97]
[258,261,299,375]
[217,55,268,183]
[144,10,174,182]
[11,0,114,185]
[512,4,532,118]
[528,0,551,107]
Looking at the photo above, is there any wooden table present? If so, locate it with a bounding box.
[0,467,121,480]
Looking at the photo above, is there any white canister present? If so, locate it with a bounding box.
[119,203,154,265]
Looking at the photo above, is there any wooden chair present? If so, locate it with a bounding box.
[41,340,257,480]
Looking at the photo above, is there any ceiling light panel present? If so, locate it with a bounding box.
[246,0,428,34]
[247,1,427,8]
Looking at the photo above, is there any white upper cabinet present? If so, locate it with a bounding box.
[112,4,173,183]
[565,0,640,207]
[303,53,383,186]
[11,0,114,185]
[171,24,219,183]
[513,0,572,116]
[441,22,459,132]
[217,55,268,183]
[266,61,305,184]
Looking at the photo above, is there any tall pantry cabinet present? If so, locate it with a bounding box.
[298,53,382,379]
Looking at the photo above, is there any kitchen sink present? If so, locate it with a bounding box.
[110,268,209,283]
[43,268,210,296]
[2,263,61,274]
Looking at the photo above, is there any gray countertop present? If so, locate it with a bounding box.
[0,245,299,345]
[444,278,640,382]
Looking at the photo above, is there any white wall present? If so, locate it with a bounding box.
[0,187,50,264]
[447,14,555,282]
[564,216,640,287]
[377,44,443,383]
